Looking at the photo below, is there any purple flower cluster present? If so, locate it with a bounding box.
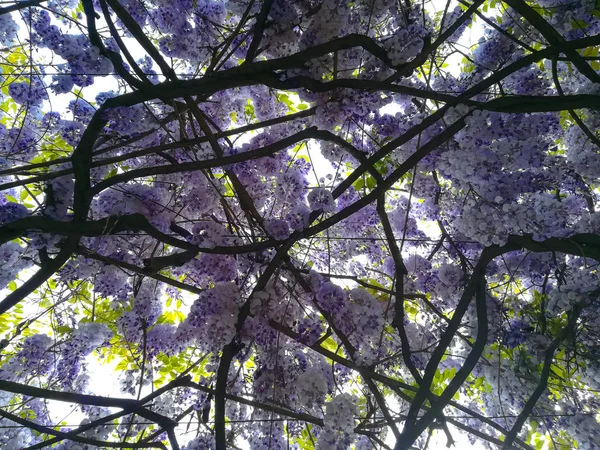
[2,0,600,447]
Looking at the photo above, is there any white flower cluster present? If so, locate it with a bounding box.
[80,407,115,441]
[443,103,472,124]
[183,283,241,352]
[547,279,599,314]
[151,390,185,418]
[301,0,349,48]
[0,14,19,46]
[295,367,328,409]
[182,433,215,450]
[189,221,228,248]
[250,284,299,325]
[0,427,33,450]
[316,393,358,449]
[456,201,511,246]
[479,353,534,415]
[383,24,426,66]
[0,242,30,291]
[566,414,600,450]
[344,288,388,365]
[575,212,600,234]
[402,319,430,355]
[75,322,113,350]
[565,124,600,180]
[324,393,358,432]
[457,193,572,246]
[308,187,336,213]
[167,172,218,216]
[547,286,583,312]
[437,263,463,286]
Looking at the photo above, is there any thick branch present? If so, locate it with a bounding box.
[502,305,583,449]
[503,0,600,84]
[0,238,78,316]
[0,0,47,15]
[76,246,203,294]
[23,376,191,449]
[0,379,178,431]
[397,266,490,449]
[398,245,513,444]
[0,408,165,449]
[245,0,273,62]
[267,319,533,450]
[89,126,318,195]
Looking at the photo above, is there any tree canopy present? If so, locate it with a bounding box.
[1,0,600,448]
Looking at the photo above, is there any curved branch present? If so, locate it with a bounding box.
[22,376,191,450]
[82,0,145,89]
[503,0,600,84]
[0,237,78,316]
[0,107,316,188]
[245,0,273,62]
[76,246,203,294]
[502,304,583,449]
[89,126,318,195]
[0,408,166,449]
[0,0,47,15]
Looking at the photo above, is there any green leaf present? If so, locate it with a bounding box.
[115,359,129,371]
[321,336,338,352]
[352,178,365,191]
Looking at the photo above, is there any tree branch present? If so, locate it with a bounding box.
[244,0,273,62]
[502,304,583,449]
[0,408,167,449]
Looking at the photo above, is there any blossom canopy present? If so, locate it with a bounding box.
[0,0,600,449]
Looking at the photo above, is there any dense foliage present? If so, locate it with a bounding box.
[1,0,600,448]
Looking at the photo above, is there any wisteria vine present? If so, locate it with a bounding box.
[1,0,600,449]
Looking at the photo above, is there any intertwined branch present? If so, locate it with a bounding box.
[1,0,599,448]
